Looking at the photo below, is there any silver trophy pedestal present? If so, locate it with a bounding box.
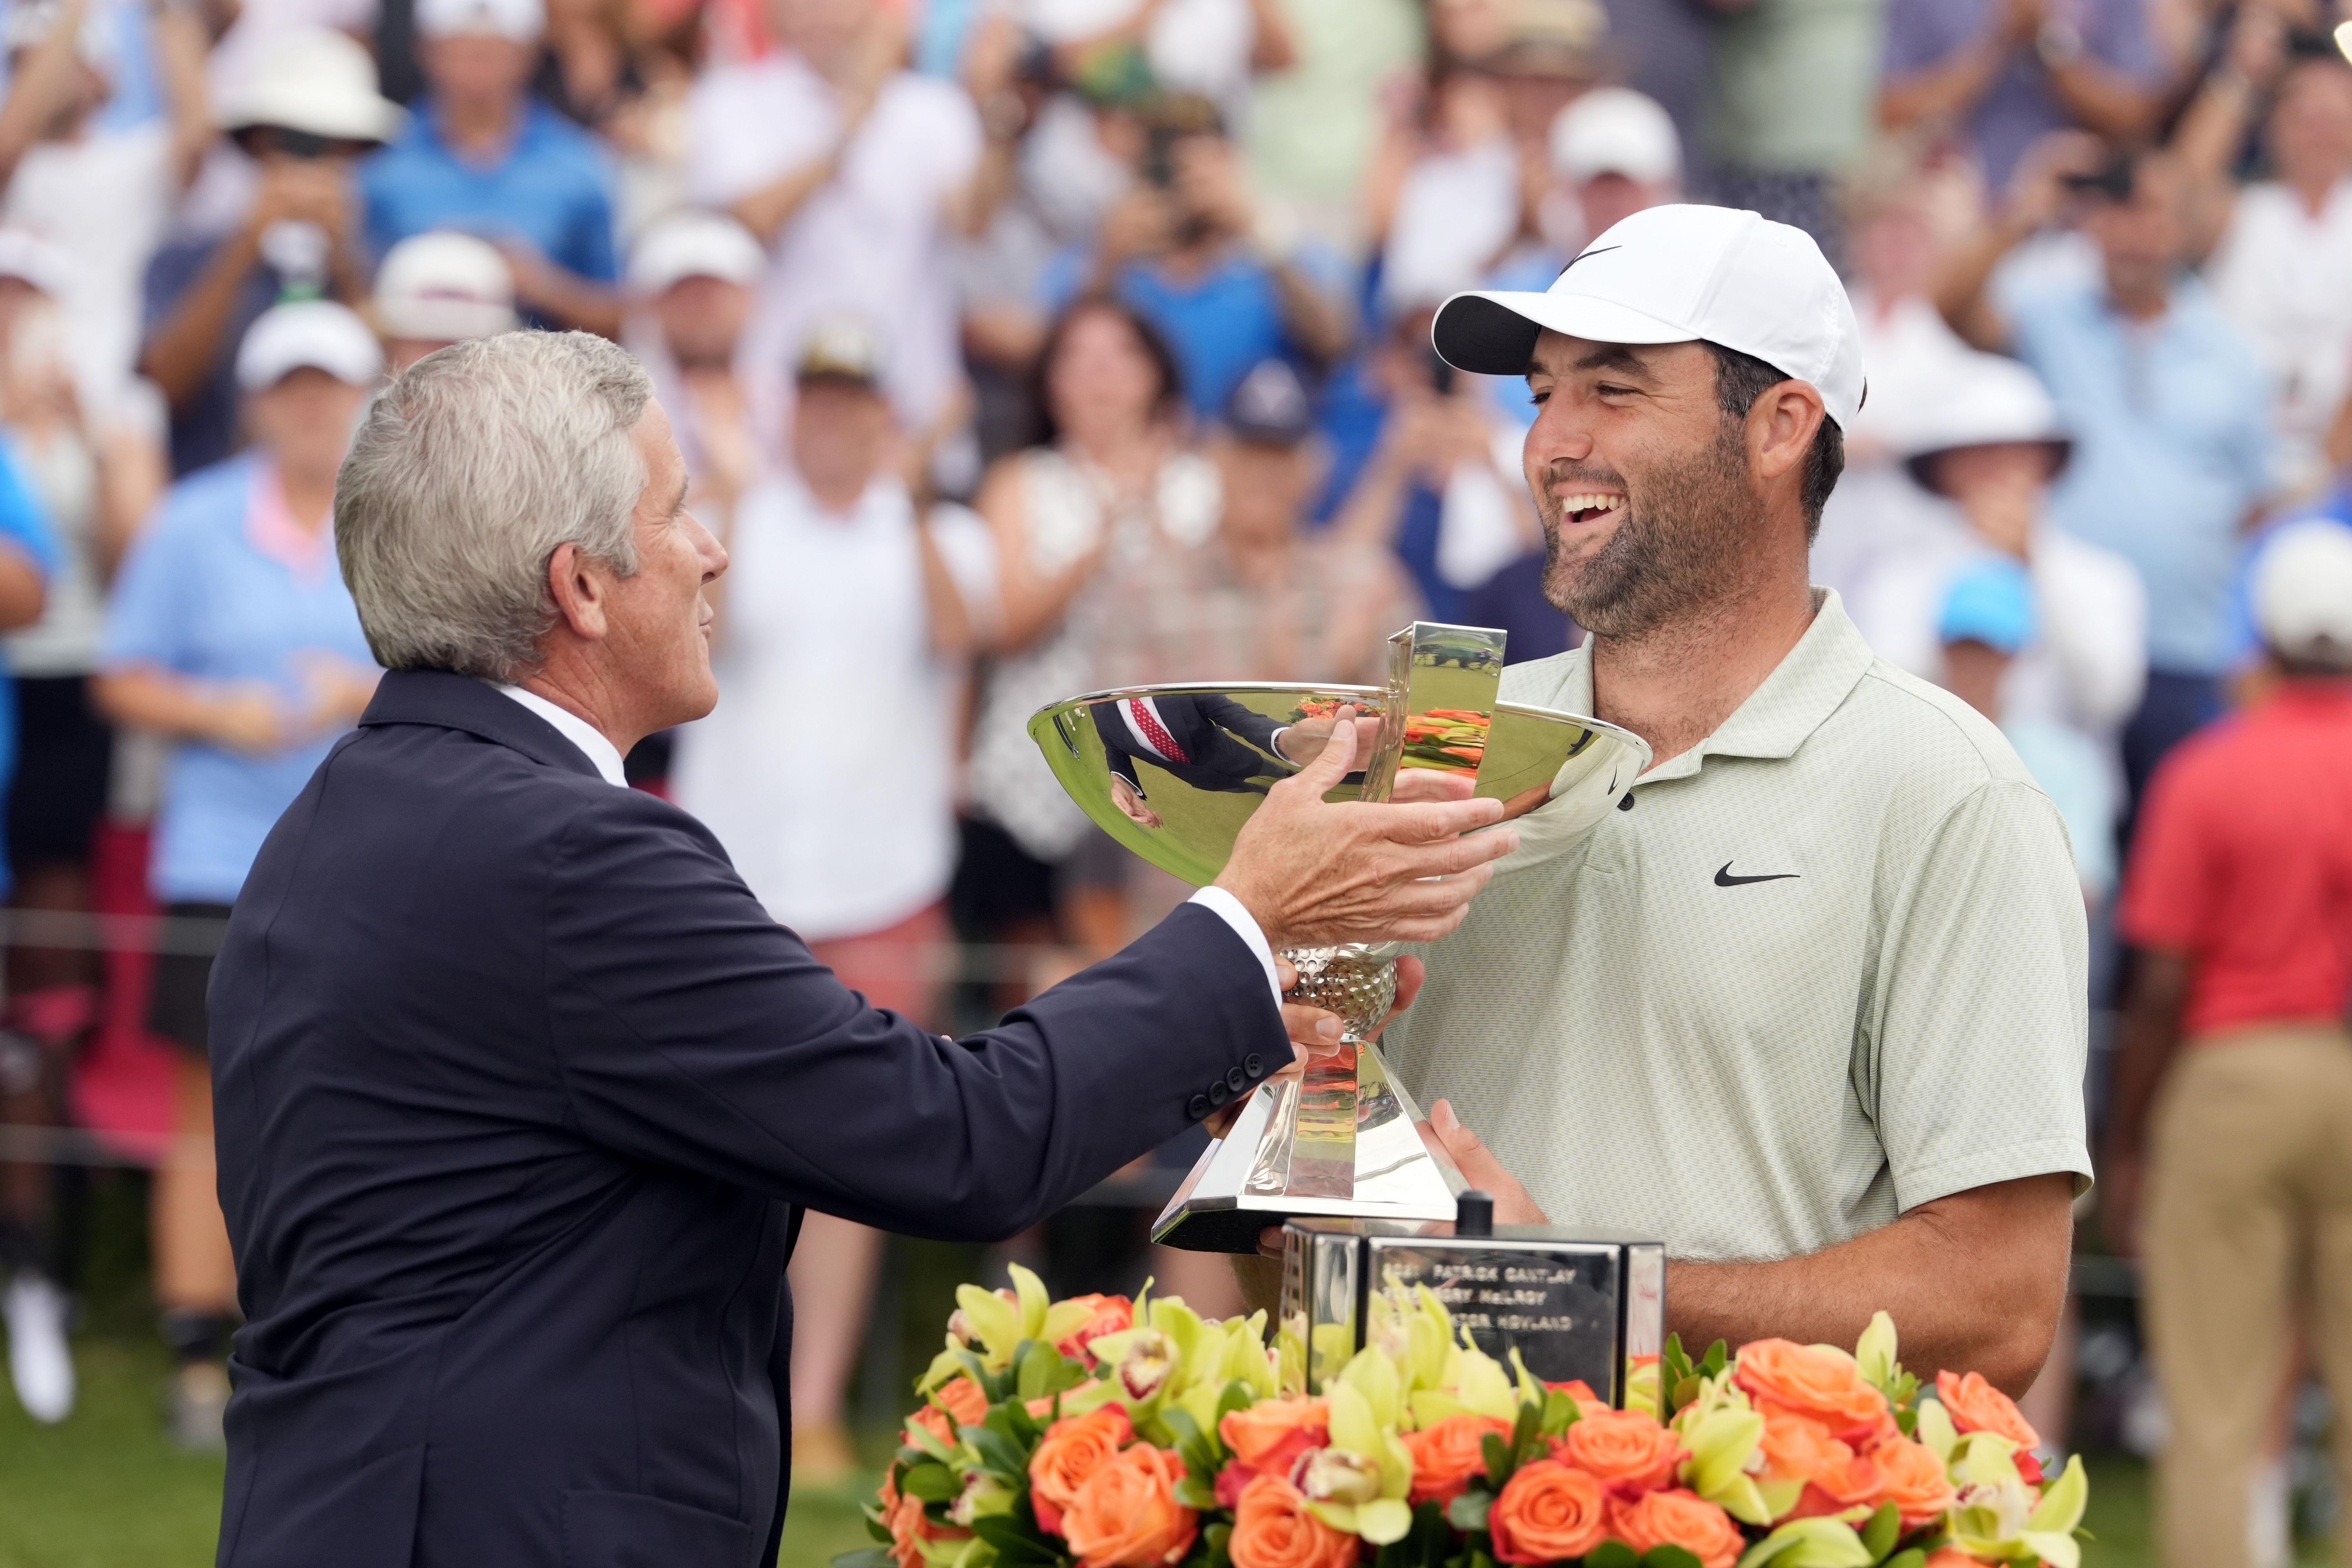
[1151,942,1466,1252]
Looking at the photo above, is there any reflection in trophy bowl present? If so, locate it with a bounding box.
[1283,944,1402,1043]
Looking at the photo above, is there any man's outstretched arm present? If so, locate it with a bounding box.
[1426,1105,2074,1396]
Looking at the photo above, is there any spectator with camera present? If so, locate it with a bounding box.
[1051,92,1352,420]
[142,30,400,475]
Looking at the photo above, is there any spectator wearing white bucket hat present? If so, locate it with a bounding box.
[142,28,403,476]
[95,298,382,1448]
[371,229,518,373]
[1849,350,2146,771]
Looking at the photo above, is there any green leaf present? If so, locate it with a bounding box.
[1670,1375,1704,1416]
[1893,1407,1916,1438]
[1174,1476,1219,1510]
[967,1426,1031,1484]
[1510,1395,1543,1465]
[1701,1341,1728,1376]
[1217,1380,1256,1423]
[1446,1491,1493,1533]
[1662,1332,1693,1386]
[1540,1388,1581,1437]
[1880,1553,1924,1568]
[1204,1521,1232,1568]
[1160,1405,1220,1479]
[866,1515,893,1544]
[1481,1432,1512,1490]
[834,1549,899,1568]
[900,1463,961,1503]
[1860,1503,1900,1561]
[971,1515,1062,1565]
[1642,1549,1704,1568]
[1588,1543,1641,1568]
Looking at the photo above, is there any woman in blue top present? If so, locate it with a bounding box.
[96,301,382,1448]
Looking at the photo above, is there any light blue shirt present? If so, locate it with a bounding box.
[360,98,621,298]
[100,456,377,905]
[2008,274,2273,677]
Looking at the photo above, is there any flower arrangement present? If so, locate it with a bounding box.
[837,1267,2088,1568]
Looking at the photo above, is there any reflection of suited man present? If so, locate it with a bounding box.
[1095,693,1298,797]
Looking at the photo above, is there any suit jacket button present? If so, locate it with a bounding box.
[1209,1079,1232,1107]
[1244,1053,1264,1078]
[1187,1094,1211,1120]
[1225,1066,1248,1094]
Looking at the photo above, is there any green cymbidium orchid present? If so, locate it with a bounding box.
[1731,1515,1873,1568]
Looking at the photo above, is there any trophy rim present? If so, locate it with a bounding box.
[1026,679,1655,773]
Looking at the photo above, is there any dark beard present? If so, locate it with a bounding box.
[1539,418,1759,640]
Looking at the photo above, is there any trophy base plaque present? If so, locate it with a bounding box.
[1277,1216,1666,1406]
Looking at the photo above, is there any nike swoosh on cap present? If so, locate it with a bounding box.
[1555,245,1621,279]
[1714,862,1798,887]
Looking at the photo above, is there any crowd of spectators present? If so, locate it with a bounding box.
[0,0,2341,1559]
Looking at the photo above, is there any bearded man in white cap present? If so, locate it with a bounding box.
[1378,204,2091,1396]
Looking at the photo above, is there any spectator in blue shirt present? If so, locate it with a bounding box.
[1942,145,2274,815]
[94,301,383,1450]
[361,0,622,337]
[1042,93,1351,419]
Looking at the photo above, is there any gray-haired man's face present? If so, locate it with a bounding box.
[596,400,729,729]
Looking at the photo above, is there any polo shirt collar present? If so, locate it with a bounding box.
[1549,588,1875,785]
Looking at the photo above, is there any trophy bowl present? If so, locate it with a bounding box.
[1027,625,1652,1251]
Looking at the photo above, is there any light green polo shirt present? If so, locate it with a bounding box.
[1382,591,2092,1264]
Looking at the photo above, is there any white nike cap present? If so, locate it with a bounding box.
[1432,203,1866,430]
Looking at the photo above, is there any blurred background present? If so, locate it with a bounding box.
[0,0,2343,1560]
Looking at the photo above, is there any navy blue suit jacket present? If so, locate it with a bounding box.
[207,670,1285,1568]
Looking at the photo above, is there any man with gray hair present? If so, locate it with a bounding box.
[203,330,1515,1567]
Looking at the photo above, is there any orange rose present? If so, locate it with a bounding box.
[1221,1395,1331,1476]
[1061,1443,1198,1568]
[1401,1413,1512,1506]
[1227,1473,1359,1568]
[880,1470,969,1568]
[1873,1437,1958,1530]
[1488,1460,1609,1564]
[1031,1405,1136,1536]
[1924,1551,1997,1567]
[1057,1294,1136,1363]
[1935,1371,2040,1449]
[1605,1488,1745,1568]
[1560,1408,1684,1492]
[1755,1403,1882,1519]
[1733,1341,1893,1447]
[913,1376,992,1445]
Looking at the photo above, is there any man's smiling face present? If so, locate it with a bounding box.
[1523,330,1761,639]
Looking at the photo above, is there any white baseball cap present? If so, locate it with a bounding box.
[2252,519,2352,666]
[416,0,544,42]
[236,300,385,392]
[374,231,517,342]
[1548,87,1680,186]
[0,230,71,298]
[1432,203,1866,430]
[220,29,405,144]
[628,210,765,295]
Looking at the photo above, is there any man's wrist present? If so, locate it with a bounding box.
[1189,884,1284,1004]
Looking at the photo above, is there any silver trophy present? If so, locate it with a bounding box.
[1027,622,1651,1252]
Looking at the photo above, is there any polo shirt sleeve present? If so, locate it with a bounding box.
[1869,778,2093,1209]
[2115,748,2211,954]
[100,502,194,672]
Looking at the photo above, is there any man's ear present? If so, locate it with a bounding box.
[544,542,612,644]
[1749,381,1825,487]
